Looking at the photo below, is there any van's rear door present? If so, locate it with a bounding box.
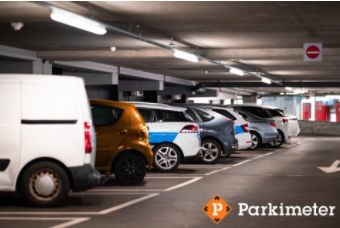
[0,78,21,190]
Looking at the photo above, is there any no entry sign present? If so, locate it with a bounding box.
[304,43,322,61]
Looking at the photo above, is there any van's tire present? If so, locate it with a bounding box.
[114,152,146,185]
[153,143,181,172]
[20,161,70,207]
[201,139,221,164]
[249,132,262,150]
[269,131,284,148]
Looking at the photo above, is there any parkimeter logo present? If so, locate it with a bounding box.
[202,194,231,224]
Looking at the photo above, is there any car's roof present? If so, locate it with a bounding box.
[227,103,278,110]
[90,99,136,109]
[127,101,186,112]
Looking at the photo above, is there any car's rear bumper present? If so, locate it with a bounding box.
[69,164,101,191]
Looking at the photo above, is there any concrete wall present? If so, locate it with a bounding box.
[299,120,340,136]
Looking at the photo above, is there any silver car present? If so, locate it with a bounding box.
[233,109,278,150]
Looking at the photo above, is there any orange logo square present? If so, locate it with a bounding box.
[202,194,231,224]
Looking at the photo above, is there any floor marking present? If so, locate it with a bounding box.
[205,166,231,176]
[0,217,90,228]
[51,217,90,228]
[251,152,273,160]
[232,159,251,167]
[97,193,159,215]
[72,192,150,195]
[88,188,164,192]
[164,177,203,191]
[0,193,159,216]
[145,176,201,179]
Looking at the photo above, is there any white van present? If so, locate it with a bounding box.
[0,74,100,206]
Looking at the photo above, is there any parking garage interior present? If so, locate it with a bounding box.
[1,1,340,228]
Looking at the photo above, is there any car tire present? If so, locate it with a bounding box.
[153,143,181,172]
[269,131,284,148]
[20,161,70,207]
[201,139,221,164]
[249,132,262,150]
[114,152,147,185]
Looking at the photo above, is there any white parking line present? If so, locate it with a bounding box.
[205,166,231,176]
[232,159,251,167]
[0,217,90,228]
[97,193,159,215]
[0,193,159,216]
[251,152,273,160]
[145,176,200,179]
[164,177,203,191]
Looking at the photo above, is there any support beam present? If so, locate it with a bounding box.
[119,67,164,81]
[0,45,39,61]
[198,81,340,88]
[54,61,118,73]
[119,80,164,91]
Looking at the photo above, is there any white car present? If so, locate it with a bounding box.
[266,108,300,137]
[202,106,252,150]
[131,102,201,172]
[0,74,100,206]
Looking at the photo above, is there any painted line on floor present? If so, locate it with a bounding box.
[0,217,90,228]
[164,177,203,191]
[0,193,159,216]
[232,159,251,167]
[145,176,201,179]
[88,188,163,192]
[205,166,231,176]
[251,152,273,160]
[97,193,159,215]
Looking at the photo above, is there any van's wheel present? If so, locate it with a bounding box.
[114,152,146,185]
[269,131,284,148]
[249,132,262,150]
[20,161,70,207]
[153,143,181,172]
[201,139,221,164]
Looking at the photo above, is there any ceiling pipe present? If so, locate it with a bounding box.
[34,2,280,84]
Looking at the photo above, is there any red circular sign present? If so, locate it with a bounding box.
[306,45,320,59]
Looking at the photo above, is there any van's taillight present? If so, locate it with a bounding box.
[181,124,199,133]
[241,123,249,132]
[84,122,92,153]
[270,122,277,128]
[283,118,289,124]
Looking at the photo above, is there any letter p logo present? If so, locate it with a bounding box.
[212,203,223,216]
[203,194,231,224]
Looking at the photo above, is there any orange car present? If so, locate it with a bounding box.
[90,99,153,185]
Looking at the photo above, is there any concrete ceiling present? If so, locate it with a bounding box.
[1,1,340,93]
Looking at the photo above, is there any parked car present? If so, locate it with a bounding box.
[265,107,300,137]
[231,109,278,150]
[90,100,153,185]
[130,102,201,172]
[176,104,238,163]
[0,75,100,206]
[228,104,290,148]
[202,106,252,150]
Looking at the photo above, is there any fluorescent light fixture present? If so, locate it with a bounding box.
[293,88,308,94]
[261,77,272,84]
[285,87,293,91]
[173,49,198,63]
[110,46,117,52]
[229,67,245,76]
[50,7,107,35]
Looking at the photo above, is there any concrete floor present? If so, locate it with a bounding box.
[0,136,339,228]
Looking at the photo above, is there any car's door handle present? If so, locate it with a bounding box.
[119,129,128,135]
